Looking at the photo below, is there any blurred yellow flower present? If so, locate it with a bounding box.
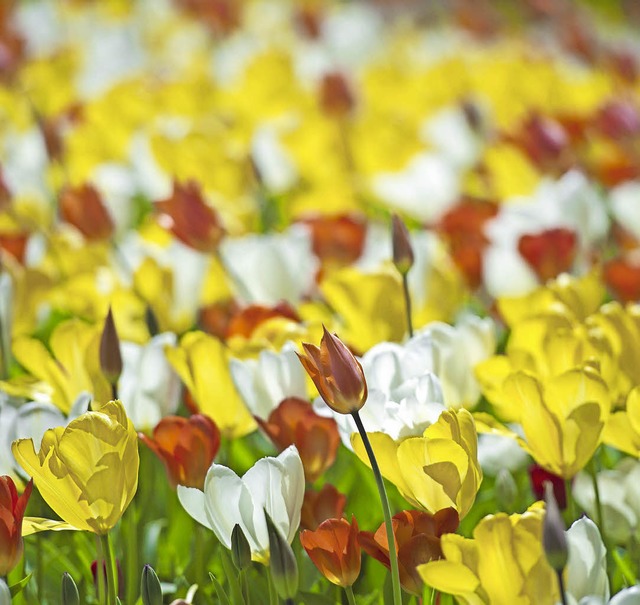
[604,386,640,457]
[418,504,558,605]
[12,319,111,414]
[351,409,482,519]
[477,366,610,479]
[165,331,256,438]
[12,400,139,535]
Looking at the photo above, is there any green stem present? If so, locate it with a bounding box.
[556,570,568,605]
[588,457,606,544]
[401,272,413,338]
[612,549,638,585]
[195,524,206,588]
[351,411,402,605]
[100,533,118,605]
[95,535,106,605]
[36,533,44,603]
[345,585,357,605]
[241,570,251,605]
[564,479,575,523]
[124,501,139,605]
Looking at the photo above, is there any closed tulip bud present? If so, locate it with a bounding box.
[391,214,414,276]
[0,476,32,576]
[543,482,568,571]
[141,564,163,605]
[61,572,80,605]
[495,469,517,511]
[265,510,298,600]
[100,306,122,387]
[298,328,367,415]
[145,305,160,337]
[231,524,251,571]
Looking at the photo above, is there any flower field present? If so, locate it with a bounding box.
[1,0,640,603]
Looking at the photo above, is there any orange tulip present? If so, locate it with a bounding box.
[155,180,225,252]
[256,397,340,483]
[59,183,115,241]
[300,516,361,587]
[298,328,367,415]
[300,484,347,531]
[139,415,220,489]
[517,227,577,282]
[359,508,459,595]
[0,476,32,576]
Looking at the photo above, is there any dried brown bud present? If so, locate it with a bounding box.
[99,306,122,387]
[391,214,414,275]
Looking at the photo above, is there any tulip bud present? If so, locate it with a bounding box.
[495,469,517,511]
[298,327,368,415]
[141,564,163,605]
[100,306,122,388]
[61,572,80,605]
[231,524,251,571]
[391,214,414,276]
[145,305,160,337]
[0,579,10,605]
[542,481,568,571]
[265,510,298,600]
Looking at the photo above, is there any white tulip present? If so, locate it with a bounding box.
[0,579,10,605]
[118,332,181,431]
[230,342,308,420]
[177,445,304,563]
[220,226,318,306]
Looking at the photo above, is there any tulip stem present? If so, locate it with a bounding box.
[588,457,606,544]
[401,273,414,338]
[351,410,403,605]
[556,569,568,605]
[100,533,118,605]
[564,479,575,522]
[345,585,357,605]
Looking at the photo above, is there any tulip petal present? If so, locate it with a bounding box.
[177,485,212,531]
[417,559,480,597]
[22,517,78,536]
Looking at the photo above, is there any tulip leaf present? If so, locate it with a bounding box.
[209,573,231,605]
[219,547,245,605]
[9,573,32,597]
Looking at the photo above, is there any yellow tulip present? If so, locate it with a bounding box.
[476,311,617,421]
[604,386,640,457]
[165,331,256,438]
[351,409,482,519]
[497,270,605,328]
[418,504,558,605]
[476,366,610,479]
[12,400,139,535]
[12,319,111,413]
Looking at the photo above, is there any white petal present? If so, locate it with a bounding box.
[566,518,609,603]
[177,486,212,531]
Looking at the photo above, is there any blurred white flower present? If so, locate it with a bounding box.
[119,332,181,431]
[0,578,10,605]
[177,445,304,563]
[573,459,640,545]
[230,342,308,420]
[610,181,640,242]
[220,226,318,306]
[477,432,529,476]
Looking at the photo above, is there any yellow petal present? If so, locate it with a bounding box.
[22,517,78,536]
[417,560,480,598]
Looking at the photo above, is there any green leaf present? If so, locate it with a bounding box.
[9,573,33,597]
[209,573,231,605]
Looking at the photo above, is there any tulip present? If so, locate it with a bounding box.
[230,342,308,420]
[359,508,458,595]
[391,214,414,277]
[478,366,610,479]
[604,386,640,457]
[0,579,10,605]
[256,397,340,483]
[155,180,225,253]
[59,183,115,241]
[418,504,558,604]
[298,327,367,415]
[177,445,304,564]
[231,524,251,571]
[300,516,361,587]
[165,331,256,438]
[139,414,220,489]
[543,482,568,572]
[12,400,139,534]
[351,409,482,519]
[300,484,347,531]
[0,475,32,576]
